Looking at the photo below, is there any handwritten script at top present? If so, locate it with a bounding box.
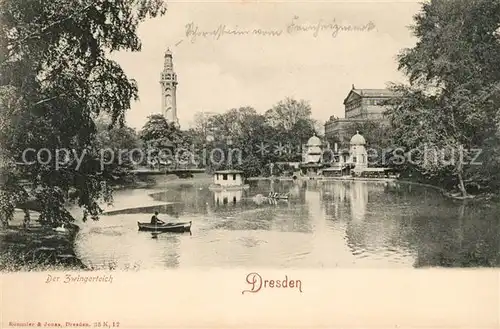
[184,16,376,43]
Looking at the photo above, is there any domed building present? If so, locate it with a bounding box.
[299,133,325,177]
[322,131,368,178]
[349,131,368,171]
[322,131,396,178]
[304,135,322,163]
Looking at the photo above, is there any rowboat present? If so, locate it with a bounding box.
[137,221,192,233]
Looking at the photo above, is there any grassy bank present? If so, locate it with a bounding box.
[113,172,212,190]
[0,220,87,272]
[155,173,212,187]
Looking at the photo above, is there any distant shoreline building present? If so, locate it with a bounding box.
[299,134,325,177]
[209,170,250,191]
[160,48,179,127]
[348,131,368,173]
[324,84,397,144]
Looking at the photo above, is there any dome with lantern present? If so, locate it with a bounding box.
[350,131,366,145]
[307,134,322,146]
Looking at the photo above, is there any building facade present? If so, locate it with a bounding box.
[160,48,179,126]
[302,134,323,164]
[299,134,326,177]
[343,86,395,120]
[324,85,396,143]
[212,170,245,187]
[324,118,368,145]
[348,131,368,172]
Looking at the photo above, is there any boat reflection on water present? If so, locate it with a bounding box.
[156,234,181,268]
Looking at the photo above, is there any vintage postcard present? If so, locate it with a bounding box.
[1,0,499,328]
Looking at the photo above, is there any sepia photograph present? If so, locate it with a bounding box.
[1,0,500,272]
[1,0,500,326]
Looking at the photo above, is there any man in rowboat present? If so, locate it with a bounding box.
[150,211,165,225]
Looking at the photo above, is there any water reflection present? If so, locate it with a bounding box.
[156,234,181,268]
[76,215,184,270]
[350,181,369,221]
[74,179,500,269]
[213,189,243,206]
[406,203,500,267]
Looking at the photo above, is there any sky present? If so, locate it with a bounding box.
[111,0,423,131]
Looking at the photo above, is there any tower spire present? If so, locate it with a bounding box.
[160,47,179,127]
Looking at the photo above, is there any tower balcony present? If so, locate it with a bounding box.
[160,73,177,81]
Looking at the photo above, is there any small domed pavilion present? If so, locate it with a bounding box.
[299,133,325,177]
[349,131,368,171]
[323,131,397,178]
[322,131,367,177]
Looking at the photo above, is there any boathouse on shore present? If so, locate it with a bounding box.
[212,170,245,187]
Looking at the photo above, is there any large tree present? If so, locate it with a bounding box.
[0,0,166,225]
[203,107,266,173]
[264,98,318,162]
[203,101,319,175]
[94,117,140,182]
[139,114,188,168]
[387,0,500,196]
[264,98,314,131]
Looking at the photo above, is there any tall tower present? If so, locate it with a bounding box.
[160,48,179,126]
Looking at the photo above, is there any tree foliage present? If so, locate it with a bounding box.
[189,111,217,145]
[94,118,140,181]
[188,98,320,177]
[387,0,500,196]
[0,0,166,225]
[264,98,313,131]
[140,114,183,149]
[139,114,189,167]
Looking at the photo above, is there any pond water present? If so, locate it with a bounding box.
[74,179,500,269]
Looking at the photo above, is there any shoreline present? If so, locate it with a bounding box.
[395,179,495,203]
[0,222,87,272]
[2,173,494,272]
[1,173,212,272]
[247,175,493,202]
